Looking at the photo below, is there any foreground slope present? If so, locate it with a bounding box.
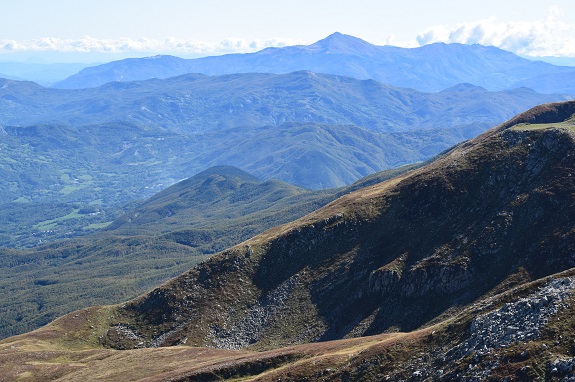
[100,101,575,351]
[2,101,575,381]
[3,269,575,381]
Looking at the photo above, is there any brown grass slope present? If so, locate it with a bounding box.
[3,100,575,381]
[2,263,575,381]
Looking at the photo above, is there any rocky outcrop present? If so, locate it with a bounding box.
[448,277,575,360]
[401,258,473,297]
[369,255,406,294]
[205,275,299,350]
[369,254,473,297]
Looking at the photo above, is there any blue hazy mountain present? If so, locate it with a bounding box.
[54,32,573,93]
[0,71,569,207]
[1,72,569,134]
[0,61,90,86]
[510,69,575,94]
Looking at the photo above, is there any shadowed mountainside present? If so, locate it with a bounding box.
[98,101,575,352]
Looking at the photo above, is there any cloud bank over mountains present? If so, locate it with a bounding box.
[0,36,303,55]
[416,6,575,57]
[1,6,573,59]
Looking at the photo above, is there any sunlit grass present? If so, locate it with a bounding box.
[511,115,575,131]
[33,209,82,231]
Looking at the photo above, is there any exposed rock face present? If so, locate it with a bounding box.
[103,102,575,351]
[369,254,473,297]
[401,258,473,297]
[358,273,575,382]
[369,255,406,294]
[449,277,575,360]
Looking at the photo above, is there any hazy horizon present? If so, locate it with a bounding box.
[1,1,574,64]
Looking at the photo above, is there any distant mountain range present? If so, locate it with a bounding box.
[4,72,569,133]
[54,32,575,93]
[0,61,90,86]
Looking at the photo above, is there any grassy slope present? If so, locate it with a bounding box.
[511,113,575,132]
[1,269,573,381]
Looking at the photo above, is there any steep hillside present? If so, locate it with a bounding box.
[98,101,575,352]
[2,101,575,381]
[0,165,416,339]
[54,33,573,93]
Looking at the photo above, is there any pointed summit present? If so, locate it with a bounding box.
[308,32,381,55]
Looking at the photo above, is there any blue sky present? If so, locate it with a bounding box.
[2,0,574,62]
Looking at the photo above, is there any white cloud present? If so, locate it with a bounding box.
[0,36,303,55]
[2,7,574,59]
[414,6,575,57]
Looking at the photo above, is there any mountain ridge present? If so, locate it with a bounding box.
[96,101,575,351]
[3,71,569,133]
[53,33,574,93]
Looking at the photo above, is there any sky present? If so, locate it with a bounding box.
[1,0,575,62]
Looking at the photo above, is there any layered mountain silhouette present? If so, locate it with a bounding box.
[54,33,574,93]
[3,102,574,380]
[4,72,568,132]
[0,72,567,206]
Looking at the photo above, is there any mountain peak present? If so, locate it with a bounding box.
[440,83,487,93]
[308,32,380,55]
[193,165,260,183]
